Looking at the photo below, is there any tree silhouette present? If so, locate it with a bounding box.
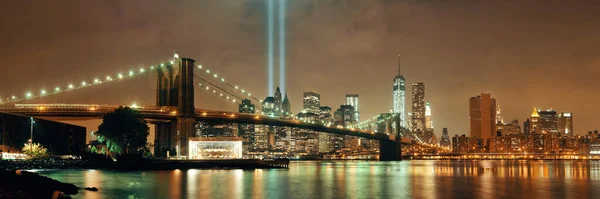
[96,106,149,157]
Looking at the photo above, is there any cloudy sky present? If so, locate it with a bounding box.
[1,0,599,138]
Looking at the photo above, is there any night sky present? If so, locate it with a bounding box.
[1,0,599,138]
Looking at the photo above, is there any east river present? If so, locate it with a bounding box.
[38,160,600,199]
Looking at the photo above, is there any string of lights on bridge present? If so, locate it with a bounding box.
[0,59,180,105]
[194,64,263,104]
[194,80,241,105]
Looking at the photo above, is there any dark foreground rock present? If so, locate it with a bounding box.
[83,187,99,191]
[0,168,78,198]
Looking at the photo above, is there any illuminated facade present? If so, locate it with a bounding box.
[345,94,360,121]
[469,93,496,143]
[281,93,291,118]
[303,92,320,113]
[393,55,406,127]
[538,109,559,134]
[558,112,573,135]
[188,137,243,159]
[411,82,426,132]
[238,99,255,153]
[425,101,432,129]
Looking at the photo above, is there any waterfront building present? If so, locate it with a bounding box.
[469,93,496,143]
[538,109,559,134]
[188,137,242,159]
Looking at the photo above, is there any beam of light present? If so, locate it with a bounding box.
[267,0,274,96]
[279,0,286,95]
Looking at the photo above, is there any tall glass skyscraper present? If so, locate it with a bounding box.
[345,94,359,121]
[393,55,406,127]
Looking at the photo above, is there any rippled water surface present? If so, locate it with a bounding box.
[39,160,600,199]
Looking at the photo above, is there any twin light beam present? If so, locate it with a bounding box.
[267,0,286,96]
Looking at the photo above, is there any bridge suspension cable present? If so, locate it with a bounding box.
[0,59,173,105]
[194,65,262,103]
[193,74,241,104]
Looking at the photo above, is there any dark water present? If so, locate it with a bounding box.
[38,160,600,199]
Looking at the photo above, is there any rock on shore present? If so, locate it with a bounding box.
[0,168,78,198]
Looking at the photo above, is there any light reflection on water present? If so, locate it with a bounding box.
[38,160,600,199]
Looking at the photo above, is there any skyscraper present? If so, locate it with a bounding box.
[346,94,360,121]
[274,87,282,114]
[440,128,451,148]
[393,55,406,127]
[558,112,574,135]
[469,93,496,143]
[281,93,291,118]
[238,99,255,153]
[411,82,426,132]
[496,105,504,124]
[303,92,320,113]
[538,109,559,134]
[425,101,433,129]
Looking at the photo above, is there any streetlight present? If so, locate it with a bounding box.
[30,117,35,152]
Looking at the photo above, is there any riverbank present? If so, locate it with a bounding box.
[0,168,78,198]
[0,158,289,171]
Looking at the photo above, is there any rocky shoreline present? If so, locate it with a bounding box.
[0,168,79,199]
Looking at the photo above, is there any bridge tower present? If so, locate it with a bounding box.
[379,114,402,161]
[155,57,196,157]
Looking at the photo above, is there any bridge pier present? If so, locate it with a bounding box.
[154,57,196,158]
[379,140,401,161]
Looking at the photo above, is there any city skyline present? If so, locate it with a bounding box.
[0,1,599,138]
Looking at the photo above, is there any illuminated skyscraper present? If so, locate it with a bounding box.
[411,82,426,132]
[538,109,559,134]
[558,112,573,135]
[469,93,496,142]
[496,105,504,124]
[393,55,406,127]
[346,94,359,121]
[274,87,282,114]
[425,101,433,129]
[303,92,320,113]
[281,93,291,118]
[238,99,255,153]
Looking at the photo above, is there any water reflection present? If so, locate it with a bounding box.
[37,160,600,199]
